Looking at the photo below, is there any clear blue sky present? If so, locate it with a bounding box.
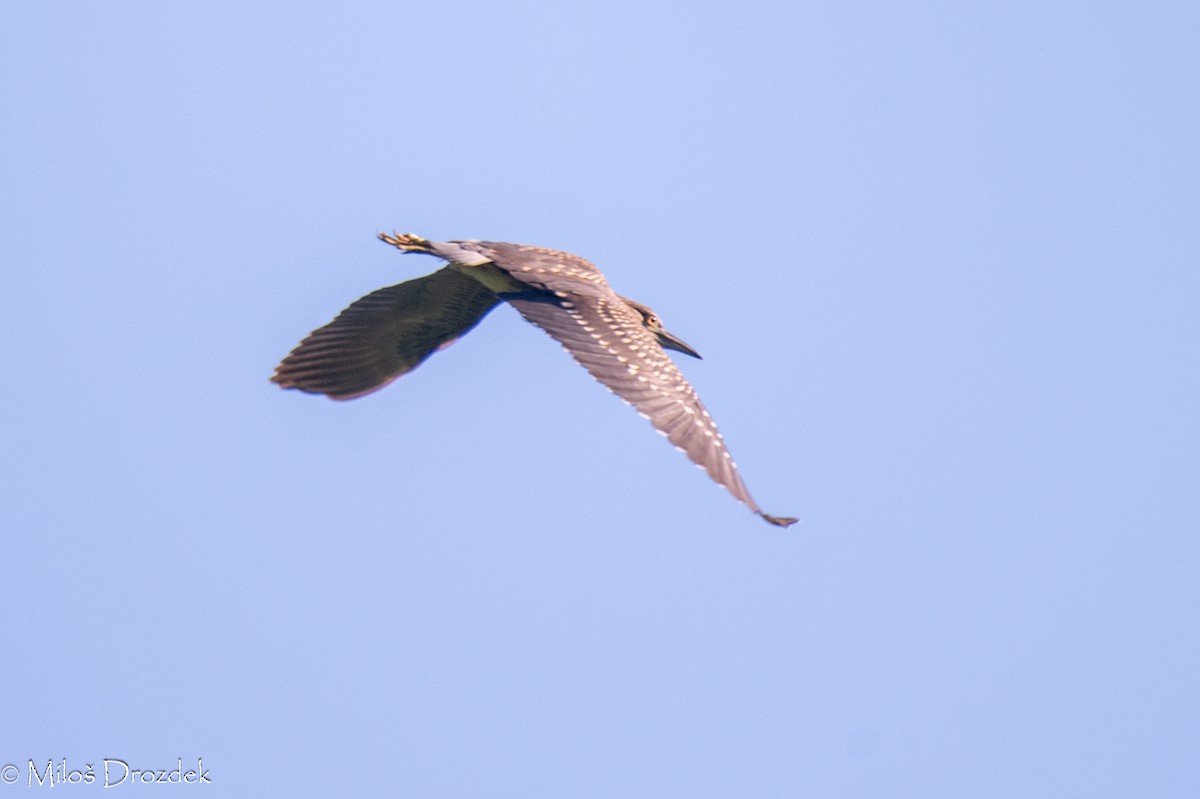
[3,1,1197,796]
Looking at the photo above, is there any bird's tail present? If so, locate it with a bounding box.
[378,231,436,253]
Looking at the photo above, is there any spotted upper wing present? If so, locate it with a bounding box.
[456,240,613,291]
[272,267,500,400]
[500,289,797,527]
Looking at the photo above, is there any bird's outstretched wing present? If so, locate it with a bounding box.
[272,267,500,400]
[501,290,797,527]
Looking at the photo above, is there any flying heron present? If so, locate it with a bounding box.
[272,233,797,527]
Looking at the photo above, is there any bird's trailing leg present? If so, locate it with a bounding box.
[378,231,436,253]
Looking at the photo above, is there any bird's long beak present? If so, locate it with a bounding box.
[657,329,702,359]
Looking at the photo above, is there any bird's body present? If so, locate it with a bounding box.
[273,233,796,527]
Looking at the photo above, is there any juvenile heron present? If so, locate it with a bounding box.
[273,233,797,528]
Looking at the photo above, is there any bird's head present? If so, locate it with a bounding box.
[619,296,702,359]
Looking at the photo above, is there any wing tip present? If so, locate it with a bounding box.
[269,369,385,401]
[760,512,800,528]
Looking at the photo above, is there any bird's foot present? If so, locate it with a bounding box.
[377,231,433,252]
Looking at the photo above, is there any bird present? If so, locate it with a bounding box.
[272,233,797,528]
